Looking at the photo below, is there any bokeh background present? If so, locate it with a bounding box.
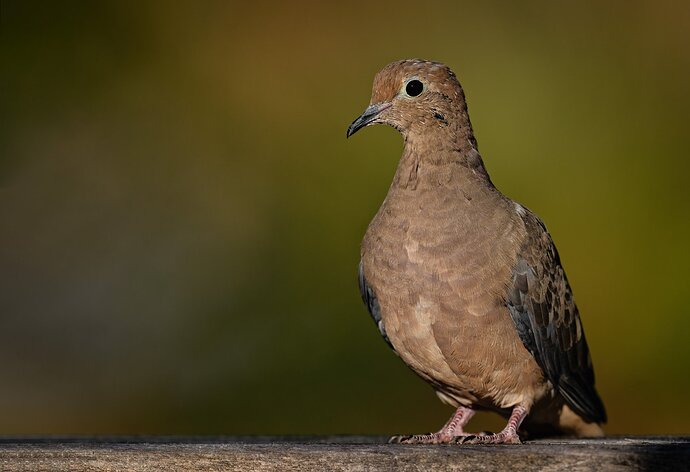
[1,1,689,436]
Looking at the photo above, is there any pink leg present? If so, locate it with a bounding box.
[458,405,528,445]
[389,406,475,444]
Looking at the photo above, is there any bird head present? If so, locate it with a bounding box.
[347,59,468,139]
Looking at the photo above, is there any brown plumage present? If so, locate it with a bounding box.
[348,59,606,444]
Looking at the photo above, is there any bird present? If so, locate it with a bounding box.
[347,59,606,444]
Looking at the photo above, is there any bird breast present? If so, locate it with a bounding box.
[360,179,545,409]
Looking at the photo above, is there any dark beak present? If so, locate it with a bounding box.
[346,103,391,138]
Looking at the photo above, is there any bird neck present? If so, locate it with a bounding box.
[393,123,493,191]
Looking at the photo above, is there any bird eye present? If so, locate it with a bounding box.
[405,79,424,97]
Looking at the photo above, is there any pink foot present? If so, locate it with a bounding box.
[457,405,527,446]
[389,406,475,445]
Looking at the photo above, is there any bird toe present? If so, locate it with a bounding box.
[388,435,412,444]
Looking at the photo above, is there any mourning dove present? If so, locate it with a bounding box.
[347,59,606,444]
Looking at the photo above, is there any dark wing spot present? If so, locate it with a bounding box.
[433,112,449,125]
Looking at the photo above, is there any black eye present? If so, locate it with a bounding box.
[405,79,423,97]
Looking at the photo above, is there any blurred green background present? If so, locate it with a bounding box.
[1,1,689,436]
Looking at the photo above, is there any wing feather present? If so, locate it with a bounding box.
[507,211,607,423]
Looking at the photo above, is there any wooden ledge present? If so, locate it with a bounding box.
[0,436,687,471]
